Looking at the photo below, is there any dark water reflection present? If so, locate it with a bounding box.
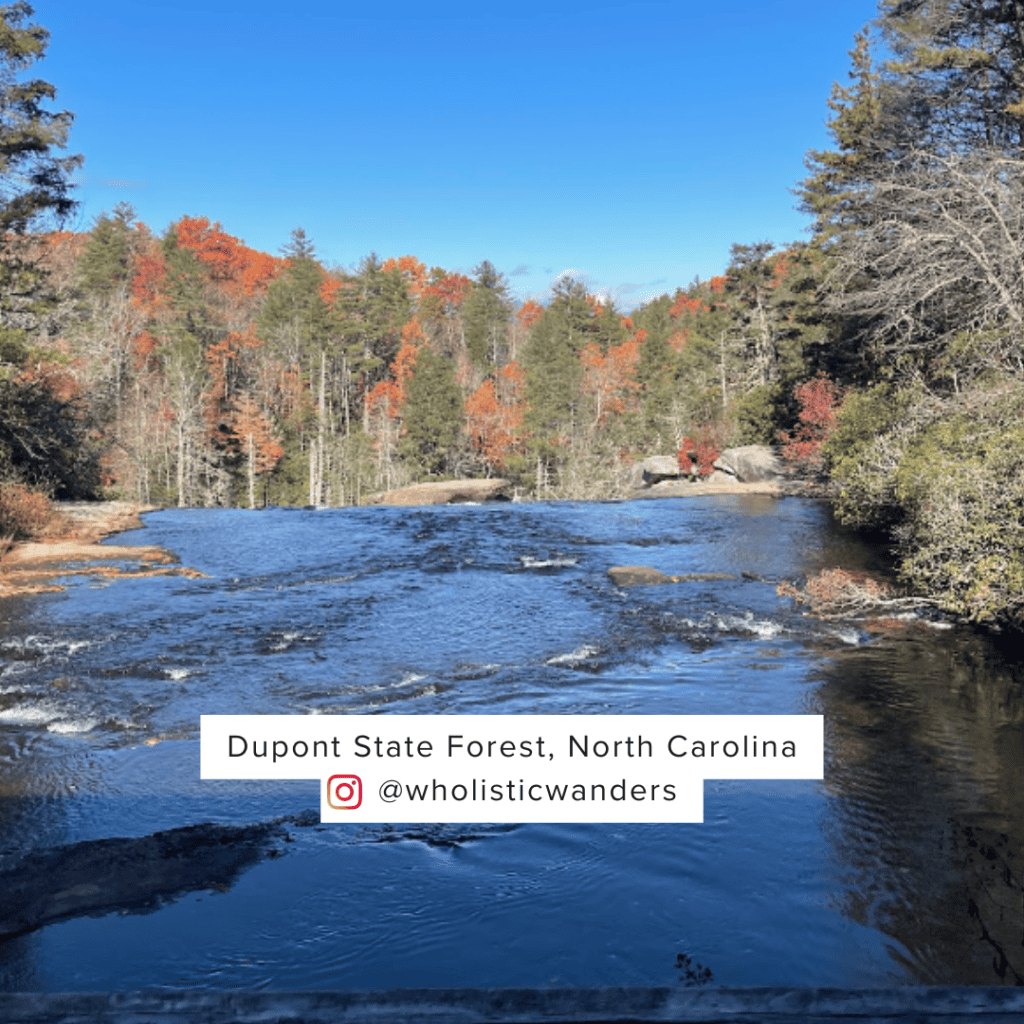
[817,629,1024,984]
[0,496,1021,989]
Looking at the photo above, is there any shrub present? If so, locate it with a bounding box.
[0,481,54,541]
[821,384,916,529]
[821,381,1024,627]
[778,373,844,466]
[892,417,1024,626]
[677,423,721,478]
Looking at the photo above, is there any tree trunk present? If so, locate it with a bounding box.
[247,433,256,509]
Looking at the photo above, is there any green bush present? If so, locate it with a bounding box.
[822,384,914,528]
[893,414,1024,626]
[823,382,1024,626]
[733,384,785,445]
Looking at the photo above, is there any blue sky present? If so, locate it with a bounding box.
[43,1,878,310]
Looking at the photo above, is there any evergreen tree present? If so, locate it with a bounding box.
[257,228,336,503]
[0,1,83,359]
[797,29,885,247]
[399,346,463,477]
[631,295,680,449]
[462,259,511,368]
[335,253,412,430]
[802,5,1024,385]
[520,277,595,487]
[258,227,331,365]
[591,297,628,351]
[877,0,1024,155]
[78,202,137,295]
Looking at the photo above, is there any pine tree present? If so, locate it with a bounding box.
[631,295,680,450]
[801,4,1024,384]
[462,259,511,368]
[257,228,335,503]
[877,0,1024,155]
[0,1,83,359]
[520,277,595,488]
[78,202,137,295]
[399,346,463,477]
[796,29,884,247]
[335,253,412,432]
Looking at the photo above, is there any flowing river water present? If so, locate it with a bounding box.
[1,495,1022,990]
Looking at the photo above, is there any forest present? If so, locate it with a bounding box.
[1,0,1023,628]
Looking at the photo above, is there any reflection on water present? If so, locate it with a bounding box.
[818,629,1024,984]
[0,496,1021,989]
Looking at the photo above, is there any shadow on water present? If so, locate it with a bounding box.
[812,624,1024,984]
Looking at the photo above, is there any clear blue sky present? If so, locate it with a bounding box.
[42,1,878,311]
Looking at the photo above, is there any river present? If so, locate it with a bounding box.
[1,495,1022,990]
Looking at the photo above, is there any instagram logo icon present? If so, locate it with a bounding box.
[327,774,362,810]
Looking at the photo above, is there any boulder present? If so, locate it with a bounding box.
[367,478,512,507]
[713,445,789,483]
[635,455,682,487]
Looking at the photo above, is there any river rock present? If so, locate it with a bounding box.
[608,565,737,586]
[366,478,512,506]
[634,455,682,487]
[713,445,789,482]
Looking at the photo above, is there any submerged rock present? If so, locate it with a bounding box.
[0,816,312,938]
[608,565,737,586]
[366,478,512,506]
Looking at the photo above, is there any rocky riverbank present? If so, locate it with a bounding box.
[0,501,203,599]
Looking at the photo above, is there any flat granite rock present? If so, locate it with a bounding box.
[366,478,512,506]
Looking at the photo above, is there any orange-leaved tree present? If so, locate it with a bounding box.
[229,393,283,507]
[465,360,526,470]
[580,337,641,428]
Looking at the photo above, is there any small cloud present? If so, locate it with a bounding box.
[509,263,531,277]
[549,269,600,294]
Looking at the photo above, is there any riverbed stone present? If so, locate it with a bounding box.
[366,478,512,506]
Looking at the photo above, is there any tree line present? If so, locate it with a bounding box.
[2,0,1023,627]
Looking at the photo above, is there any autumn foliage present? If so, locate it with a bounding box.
[465,361,526,467]
[0,482,55,542]
[677,423,722,477]
[778,374,844,464]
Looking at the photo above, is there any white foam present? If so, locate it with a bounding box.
[48,718,99,735]
[22,636,93,657]
[165,668,191,680]
[829,626,863,645]
[395,673,428,686]
[546,644,600,666]
[727,612,784,639]
[520,556,578,568]
[0,703,61,725]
